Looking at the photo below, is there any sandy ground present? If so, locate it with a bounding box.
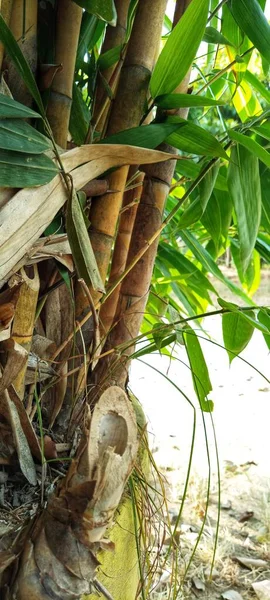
[129,269,270,598]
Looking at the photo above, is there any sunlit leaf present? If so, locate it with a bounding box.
[228,130,270,169]
[229,0,270,63]
[155,93,224,109]
[150,0,210,97]
[227,144,261,273]
[244,70,270,103]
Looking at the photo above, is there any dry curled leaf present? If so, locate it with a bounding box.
[233,556,268,570]
[252,580,270,600]
[221,591,244,600]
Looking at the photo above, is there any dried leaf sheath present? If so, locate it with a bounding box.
[12,387,138,600]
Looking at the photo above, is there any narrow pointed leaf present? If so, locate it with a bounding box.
[66,190,105,292]
[222,310,254,362]
[0,120,52,153]
[218,297,268,333]
[179,230,253,304]
[102,122,182,149]
[203,26,233,46]
[155,93,224,109]
[229,0,270,63]
[0,93,41,119]
[228,130,270,169]
[252,121,270,142]
[150,0,210,98]
[258,309,270,349]
[0,14,45,117]
[73,0,117,26]
[244,70,270,103]
[0,150,58,187]
[177,163,219,228]
[227,144,261,273]
[183,326,213,412]
[166,117,228,158]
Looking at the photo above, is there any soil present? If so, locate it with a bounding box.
[130,268,270,599]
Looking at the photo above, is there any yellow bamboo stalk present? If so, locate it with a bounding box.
[0,0,13,70]
[11,265,39,398]
[5,0,37,106]
[93,0,130,138]
[75,0,168,321]
[90,0,194,389]
[46,0,82,148]
[99,170,144,336]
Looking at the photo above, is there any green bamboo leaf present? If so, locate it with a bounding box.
[150,0,210,98]
[179,229,253,304]
[175,158,228,190]
[252,121,270,142]
[158,243,216,301]
[201,192,222,251]
[222,310,254,362]
[98,44,122,70]
[166,117,228,159]
[0,93,41,119]
[203,26,234,46]
[0,149,58,187]
[258,309,270,349]
[74,0,117,26]
[260,164,270,231]
[218,297,268,333]
[177,163,219,228]
[244,70,270,103]
[77,13,105,62]
[255,233,270,263]
[102,122,182,148]
[229,0,270,63]
[155,93,224,110]
[0,120,51,153]
[230,239,260,293]
[66,190,105,292]
[0,14,45,117]
[228,130,270,169]
[70,83,90,146]
[183,326,213,412]
[227,144,261,273]
[132,334,176,359]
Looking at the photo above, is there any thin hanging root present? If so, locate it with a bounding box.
[11,386,138,600]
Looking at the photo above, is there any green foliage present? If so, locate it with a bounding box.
[73,0,117,26]
[0,149,58,187]
[66,190,105,292]
[150,0,210,97]
[229,0,270,63]
[227,144,262,273]
[222,309,255,362]
[183,326,214,412]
